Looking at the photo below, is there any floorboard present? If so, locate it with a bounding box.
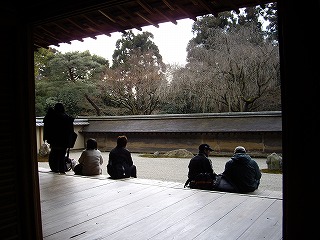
[39,170,282,240]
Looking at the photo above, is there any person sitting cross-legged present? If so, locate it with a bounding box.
[184,143,217,190]
[214,146,261,193]
[74,138,103,176]
[107,135,137,179]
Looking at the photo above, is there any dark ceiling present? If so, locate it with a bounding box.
[32,0,273,49]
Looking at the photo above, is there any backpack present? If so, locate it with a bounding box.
[184,173,215,190]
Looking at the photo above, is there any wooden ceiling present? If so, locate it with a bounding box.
[31,0,273,49]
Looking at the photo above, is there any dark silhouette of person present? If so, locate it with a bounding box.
[187,143,216,180]
[43,102,75,174]
[221,146,261,193]
[107,135,137,179]
[184,143,217,189]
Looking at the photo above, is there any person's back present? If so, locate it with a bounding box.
[78,138,103,176]
[43,102,75,173]
[222,146,262,193]
[107,135,137,179]
[185,144,216,190]
[43,103,74,148]
[188,156,214,180]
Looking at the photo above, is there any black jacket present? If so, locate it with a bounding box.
[187,152,215,180]
[43,107,74,148]
[108,146,133,178]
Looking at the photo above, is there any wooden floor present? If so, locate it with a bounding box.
[39,169,283,240]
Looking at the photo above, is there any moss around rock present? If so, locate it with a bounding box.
[163,149,194,158]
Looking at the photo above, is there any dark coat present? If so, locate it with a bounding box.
[107,146,134,178]
[43,107,75,149]
[187,152,215,180]
[222,153,262,193]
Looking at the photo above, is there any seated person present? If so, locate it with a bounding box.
[216,146,261,193]
[107,135,137,179]
[185,144,216,189]
[74,138,103,176]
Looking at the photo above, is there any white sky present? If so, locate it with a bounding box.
[51,18,195,66]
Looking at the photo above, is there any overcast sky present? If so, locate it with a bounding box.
[51,18,195,66]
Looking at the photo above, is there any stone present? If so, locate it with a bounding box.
[266,152,282,170]
[163,149,194,158]
[39,141,50,157]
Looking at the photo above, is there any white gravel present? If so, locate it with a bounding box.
[38,151,282,192]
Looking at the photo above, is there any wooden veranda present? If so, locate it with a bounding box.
[39,169,282,240]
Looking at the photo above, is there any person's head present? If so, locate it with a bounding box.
[116,135,128,148]
[234,146,246,154]
[86,138,97,150]
[54,102,65,114]
[199,143,214,156]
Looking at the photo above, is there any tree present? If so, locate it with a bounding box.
[102,50,167,115]
[101,31,167,115]
[179,7,281,113]
[112,30,163,69]
[162,63,219,114]
[34,49,109,116]
[211,25,280,112]
[43,50,108,83]
[258,2,278,43]
[34,47,56,81]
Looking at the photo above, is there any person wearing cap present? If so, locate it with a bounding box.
[221,146,261,193]
[187,143,216,182]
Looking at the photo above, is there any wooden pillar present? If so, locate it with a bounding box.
[278,0,319,239]
[0,8,43,240]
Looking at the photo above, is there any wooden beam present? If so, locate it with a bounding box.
[154,8,177,25]
[67,18,89,34]
[162,0,175,11]
[98,10,116,23]
[137,0,154,14]
[175,5,197,21]
[98,10,127,34]
[135,12,159,28]
[82,14,112,36]
[49,23,69,35]
[117,6,143,31]
[196,0,218,17]
[37,26,65,43]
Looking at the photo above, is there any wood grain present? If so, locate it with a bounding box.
[39,170,282,240]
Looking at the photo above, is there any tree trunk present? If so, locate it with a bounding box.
[85,94,101,116]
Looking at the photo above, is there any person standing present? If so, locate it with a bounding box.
[75,138,103,176]
[107,135,137,179]
[221,146,262,193]
[43,102,75,174]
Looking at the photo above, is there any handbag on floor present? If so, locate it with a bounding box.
[184,172,216,190]
[65,148,76,172]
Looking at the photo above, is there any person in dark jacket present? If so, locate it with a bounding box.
[187,143,216,180]
[107,135,137,179]
[43,102,75,174]
[222,146,262,193]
